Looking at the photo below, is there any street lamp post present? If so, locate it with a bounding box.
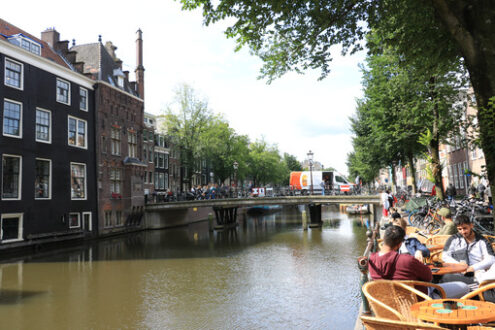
[233,161,239,198]
[307,150,314,195]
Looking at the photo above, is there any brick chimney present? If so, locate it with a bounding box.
[135,29,145,99]
[41,28,60,48]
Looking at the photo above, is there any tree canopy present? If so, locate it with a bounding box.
[179,0,495,205]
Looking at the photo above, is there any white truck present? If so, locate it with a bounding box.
[289,171,354,195]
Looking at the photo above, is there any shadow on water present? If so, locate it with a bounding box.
[10,206,370,267]
[0,289,46,305]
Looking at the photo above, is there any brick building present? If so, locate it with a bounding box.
[71,30,146,235]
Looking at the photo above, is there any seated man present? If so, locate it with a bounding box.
[392,216,430,263]
[437,207,456,235]
[369,225,468,298]
[442,214,495,284]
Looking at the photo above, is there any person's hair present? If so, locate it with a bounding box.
[392,217,407,230]
[454,213,471,226]
[391,211,401,219]
[383,225,405,248]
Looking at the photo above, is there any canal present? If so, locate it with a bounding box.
[0,206,370,329]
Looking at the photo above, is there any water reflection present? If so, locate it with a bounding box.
[0,206,370,329]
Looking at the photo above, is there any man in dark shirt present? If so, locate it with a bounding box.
[369,225,468,298]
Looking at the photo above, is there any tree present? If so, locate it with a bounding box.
[162,84,213,190]
[200,115,250,184]
[282,153,302,184]
[247,139,286,187]
[180,0,495,212]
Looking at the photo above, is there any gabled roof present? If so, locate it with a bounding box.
[71,42,138,96]
[0,18,70,69]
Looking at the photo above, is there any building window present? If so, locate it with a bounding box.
[110,168,121,194]
[115,211,122,226]
[148,146,153,163]
[2,155,21,200]
[69,213,80,228]
[35,158,51,199]
[71,163,86,200]
[56,78,70,105]
[68,116,87,148]
[128,132,137,158]
[7,35,41,55]
[148,172,153,184]
[111,128,121,155]
[79,88,88,111]
[143,147,147,162]
[104,211,112,228]
[3,99,22,138]
[1,213,23,242]
[4,58,23,89]
[164,153,169,169]
[35,108,51,143]
[458,163,464,189]
[154,173,165,190]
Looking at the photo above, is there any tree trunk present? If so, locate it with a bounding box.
[431,0,495,216]
[429,77,445,200]
[391,163,397,193]
[407,152,417,194]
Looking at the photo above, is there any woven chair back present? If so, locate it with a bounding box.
[363,280,426,322]
[425,235,451,246]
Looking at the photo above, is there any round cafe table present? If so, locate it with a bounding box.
[410,299,495,329]
[428,263,468,276]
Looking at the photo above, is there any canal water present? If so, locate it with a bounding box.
[0,206,370,329]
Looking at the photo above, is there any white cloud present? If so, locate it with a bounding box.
[3,0,364,176]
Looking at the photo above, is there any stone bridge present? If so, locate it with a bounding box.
[145,195,382,230]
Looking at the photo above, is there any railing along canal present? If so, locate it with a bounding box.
[357,220,380,315]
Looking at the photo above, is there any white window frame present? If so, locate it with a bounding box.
[110,168,121,194]
[35,158,51,200]
[70,162,87,200]
[35,107,51,143]
[79,87,88,111]
[4,58,24,90]
[69,212,81,228]
[111,128,121,155]
[2,154,22,200]
[56,78,71,105]
[67,116,87,149]
[104,211,112,228]
[82,212,92,231]
[115,211,123,227]
[3,98,23,139]
[1,213,23,243]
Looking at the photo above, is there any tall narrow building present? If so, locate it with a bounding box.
[71,31,146,236]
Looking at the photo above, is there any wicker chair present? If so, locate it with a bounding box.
[360,315,448,329]
[461,282,495,301]
[425,235,451,246]
[362,280,445,322]
[406,226,420,235]
[425,250,443,264]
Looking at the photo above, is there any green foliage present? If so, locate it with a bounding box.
[247,139,287,186]
[162,83,213,186]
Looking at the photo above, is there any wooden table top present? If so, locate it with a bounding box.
[411,299,495,325]
[428,263,468,275]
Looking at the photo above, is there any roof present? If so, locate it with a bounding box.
[0,18,70,69]
[71,42,138,96]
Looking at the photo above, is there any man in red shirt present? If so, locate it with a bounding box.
[369,226,432,283]
[368,225,468,298]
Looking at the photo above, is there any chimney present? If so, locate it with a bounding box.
[41,28,60,48]
[124,71,129,81]
[135,29,145,99]
[105,41,118,60]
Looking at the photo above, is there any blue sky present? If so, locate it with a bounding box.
[4,0,365,175]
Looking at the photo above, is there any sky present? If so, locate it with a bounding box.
[4,1,365,176]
